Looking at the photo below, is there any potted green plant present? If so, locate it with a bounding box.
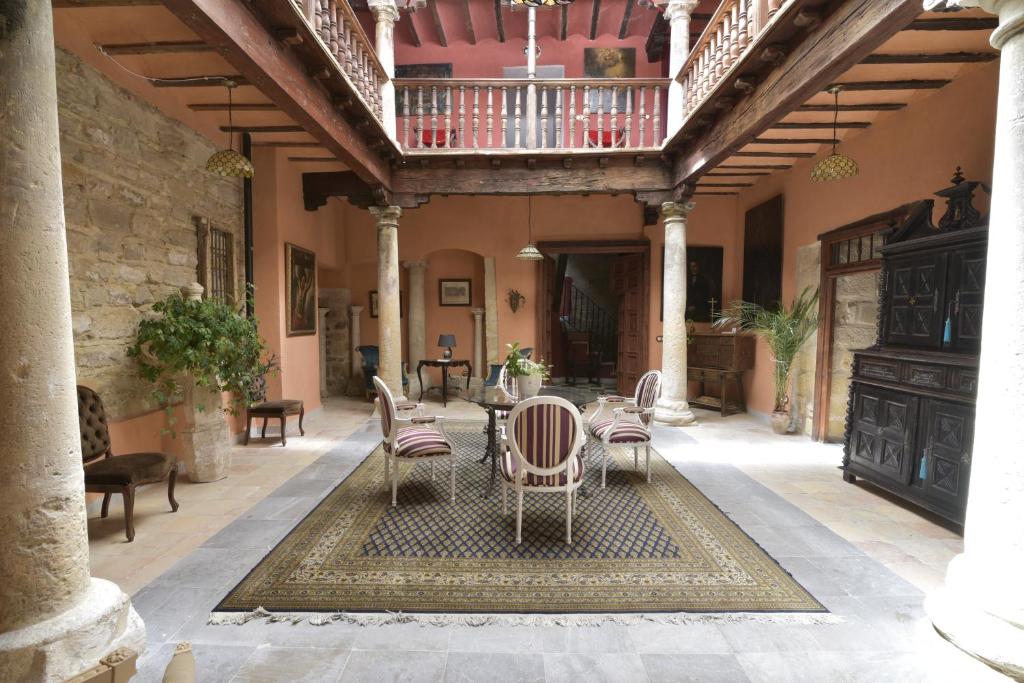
[715,287,819,434]
[128,286,274,482]
[503,342,551,399]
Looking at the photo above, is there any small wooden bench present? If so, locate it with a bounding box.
[244,400,305,446]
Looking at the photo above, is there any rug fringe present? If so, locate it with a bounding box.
[207,608,844,628]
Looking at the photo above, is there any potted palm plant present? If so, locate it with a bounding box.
[715,287,819,434]
[503,342,551,399]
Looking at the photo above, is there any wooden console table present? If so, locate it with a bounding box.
[687,334,755,417]
[417,359,472,407]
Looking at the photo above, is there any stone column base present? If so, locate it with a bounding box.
[927,562,1024,680]
[0,578,145,682]
[654,397,697,426]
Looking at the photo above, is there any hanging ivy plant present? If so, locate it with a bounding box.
[128,292,275,415]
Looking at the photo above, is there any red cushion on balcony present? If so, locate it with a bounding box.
[588,130,622,148]
[420,129,449,147]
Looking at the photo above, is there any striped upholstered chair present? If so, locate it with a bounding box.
[373,376,455,506]
[500,396,586,545]
[587,370,662,488]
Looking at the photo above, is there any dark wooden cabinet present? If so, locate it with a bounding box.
[844,172,987,525]
[687,334,755,416]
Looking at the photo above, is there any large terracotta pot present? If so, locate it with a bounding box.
[770,411,791,435]
[517,374,543,399]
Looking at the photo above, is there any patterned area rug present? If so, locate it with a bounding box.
[217,422,823,614]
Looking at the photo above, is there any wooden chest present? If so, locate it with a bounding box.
[688,334,755,371]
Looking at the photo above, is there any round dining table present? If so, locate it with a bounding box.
[475,385,597,497]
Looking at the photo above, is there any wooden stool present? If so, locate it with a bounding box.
[244,400,305,446]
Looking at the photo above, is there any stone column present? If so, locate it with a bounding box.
[662,0,699,139]
[369,1,399,141]
[484,257,499,365]
[471,308,485,379]
[371,205,404,398]
[0,2,144,678]
[404,260,428,396]
[525,5,538,149]
[349,304,363,394]
[654,201,697,426]
[318,307,330,399]
[924,1,1024,678]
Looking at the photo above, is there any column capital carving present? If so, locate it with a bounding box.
[402,259,428,271]
[661,200,696,221]
[471,308,485,318]
[349,305,363,315]
[368,0,401,24]
[661,0,700,22]
[369,205,402,227]
[928,0,1024,47]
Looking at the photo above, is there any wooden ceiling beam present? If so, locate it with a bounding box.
[151,76,249,87]
[751,137,838,144]
[798,102,906,112]
[694,191,739,196]
[673,0,922,185]
[590,0,602,40]
[906,17,998,31]
[405,10,422,48]
[53,0,158,6]
[97,41,212,55]
[862,51,997,65]
[288,156,342,162]
[830,79,951,91]
[427,0,447,47]
[495,0,506,43]
[461,0,476,45]
[719,164,793,170]
[163,0,391,187]
[618,0,636,40]
[706,171,771,176]
[188,102,279,111]
[731,151,816,158]
[772,121,871,129]
[699,182,754,187]
[252,142,322,148]
[220,125,305,133]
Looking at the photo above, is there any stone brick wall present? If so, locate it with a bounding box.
[827,271,879,441]
[318,288,351,395]
[792,243,820,436]
[57,49,244,418]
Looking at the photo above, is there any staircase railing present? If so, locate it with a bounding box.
[561,281,616,362]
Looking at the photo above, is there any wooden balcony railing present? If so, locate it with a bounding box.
[292,0,387,123]
[394,78,668,152]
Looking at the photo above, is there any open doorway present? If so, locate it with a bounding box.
[536,241,650,396]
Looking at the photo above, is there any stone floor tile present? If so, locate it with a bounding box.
[735,650,932,683]
[538,626,636,654]
[627,623,731,654]
[716,622,825,654]
[148,546,269,590]
[444,652,544,683]
[203,519,297,551]
[230,645,350,683]
[351,623,452,652]
[448,626,542,653]
[542,653,649,683]
[339,650,446,683]
[804,556,922,599]
[641,653,751,683]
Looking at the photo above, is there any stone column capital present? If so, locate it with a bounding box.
[471,307,485,319]
[369,3,401,25]
[661,200,696,221]
[402,259,428,271]
[369,205,402,227]
[662,0,700,22]
[349,305,363,316]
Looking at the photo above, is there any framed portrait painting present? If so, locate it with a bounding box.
[286,243,317,336]
[661,246,724,323]
[439,279,472,306]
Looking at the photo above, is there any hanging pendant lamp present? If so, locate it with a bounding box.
[810,86,858,183]
[516,196,544,261]
[206,81,255,178]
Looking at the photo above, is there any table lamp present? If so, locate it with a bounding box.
[438,334,456,360]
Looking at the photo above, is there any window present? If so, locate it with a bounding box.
[195,216,236,305]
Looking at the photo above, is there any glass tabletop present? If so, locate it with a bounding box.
[477,385,598,411]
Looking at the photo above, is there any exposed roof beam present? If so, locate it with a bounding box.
[718,164,793,170]
[645,13,667,62]
[694,191,739,196]
[405,10,422,47]
[798,102,906,112]
[252,142,323,148]
[288,157,342,162]
[590,0,602,40]
[97,41,212,55]
[906,17,998,31]
[151,75,249,87]
[830,79,951,91]
[220,125,305,133]
[751,137,838,144]
[494,0,506,43]
[188,102,279,111]
[772,121,871,129]
[163,0,391,187]
[699,182,754,187]
[427,0,447,47]
[461,0,476,45]
[862,51,997,65]
[618,0,636,40]
[706,171,771,176]
[53,0,159,5]
[731,151,816,158]
[673,0,922,185]
[561,4,569,41]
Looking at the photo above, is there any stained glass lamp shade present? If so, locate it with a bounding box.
[810,86,858,183]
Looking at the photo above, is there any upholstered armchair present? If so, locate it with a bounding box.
[358,345,409,399]
[587,370,662,488]
[373,376,455,506]
[77,385,178,541]
[500,395,585,545]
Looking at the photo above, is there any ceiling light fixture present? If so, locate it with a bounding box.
[516,196,545,261]
[810,85,858,183]
[205,81,255,178]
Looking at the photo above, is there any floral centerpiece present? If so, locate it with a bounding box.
[503,342,551,399]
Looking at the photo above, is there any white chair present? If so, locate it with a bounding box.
[500,396,586,545]
[587,370,662,488]
[373,376,455,506]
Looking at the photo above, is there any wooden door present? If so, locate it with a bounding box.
[918,398,974,518]
[536,255,556,365]
[948,246,986,353]
[885,253,947,348]
[742,195,784,309]
[612,253,645,395]
[847,384,918,486]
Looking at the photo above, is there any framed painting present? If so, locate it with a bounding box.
[584,48,636,110]
[286,243,317,336]
[395,63,453,113]
[439,279,472,307]
[369,290,403,318]
[661,246,724,323]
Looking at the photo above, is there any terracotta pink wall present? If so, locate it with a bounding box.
[422,250,486,383]
[736,61,999,414]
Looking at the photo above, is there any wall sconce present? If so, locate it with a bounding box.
[507,289,526,313]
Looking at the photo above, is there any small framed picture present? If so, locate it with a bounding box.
[439,279,472,306]
[369,290,402,318]
[285,243,317,336]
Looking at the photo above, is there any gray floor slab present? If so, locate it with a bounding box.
[542,653,649,683]
[641,653,752,683]
[339,650,447,683]
[445,652,545,683]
